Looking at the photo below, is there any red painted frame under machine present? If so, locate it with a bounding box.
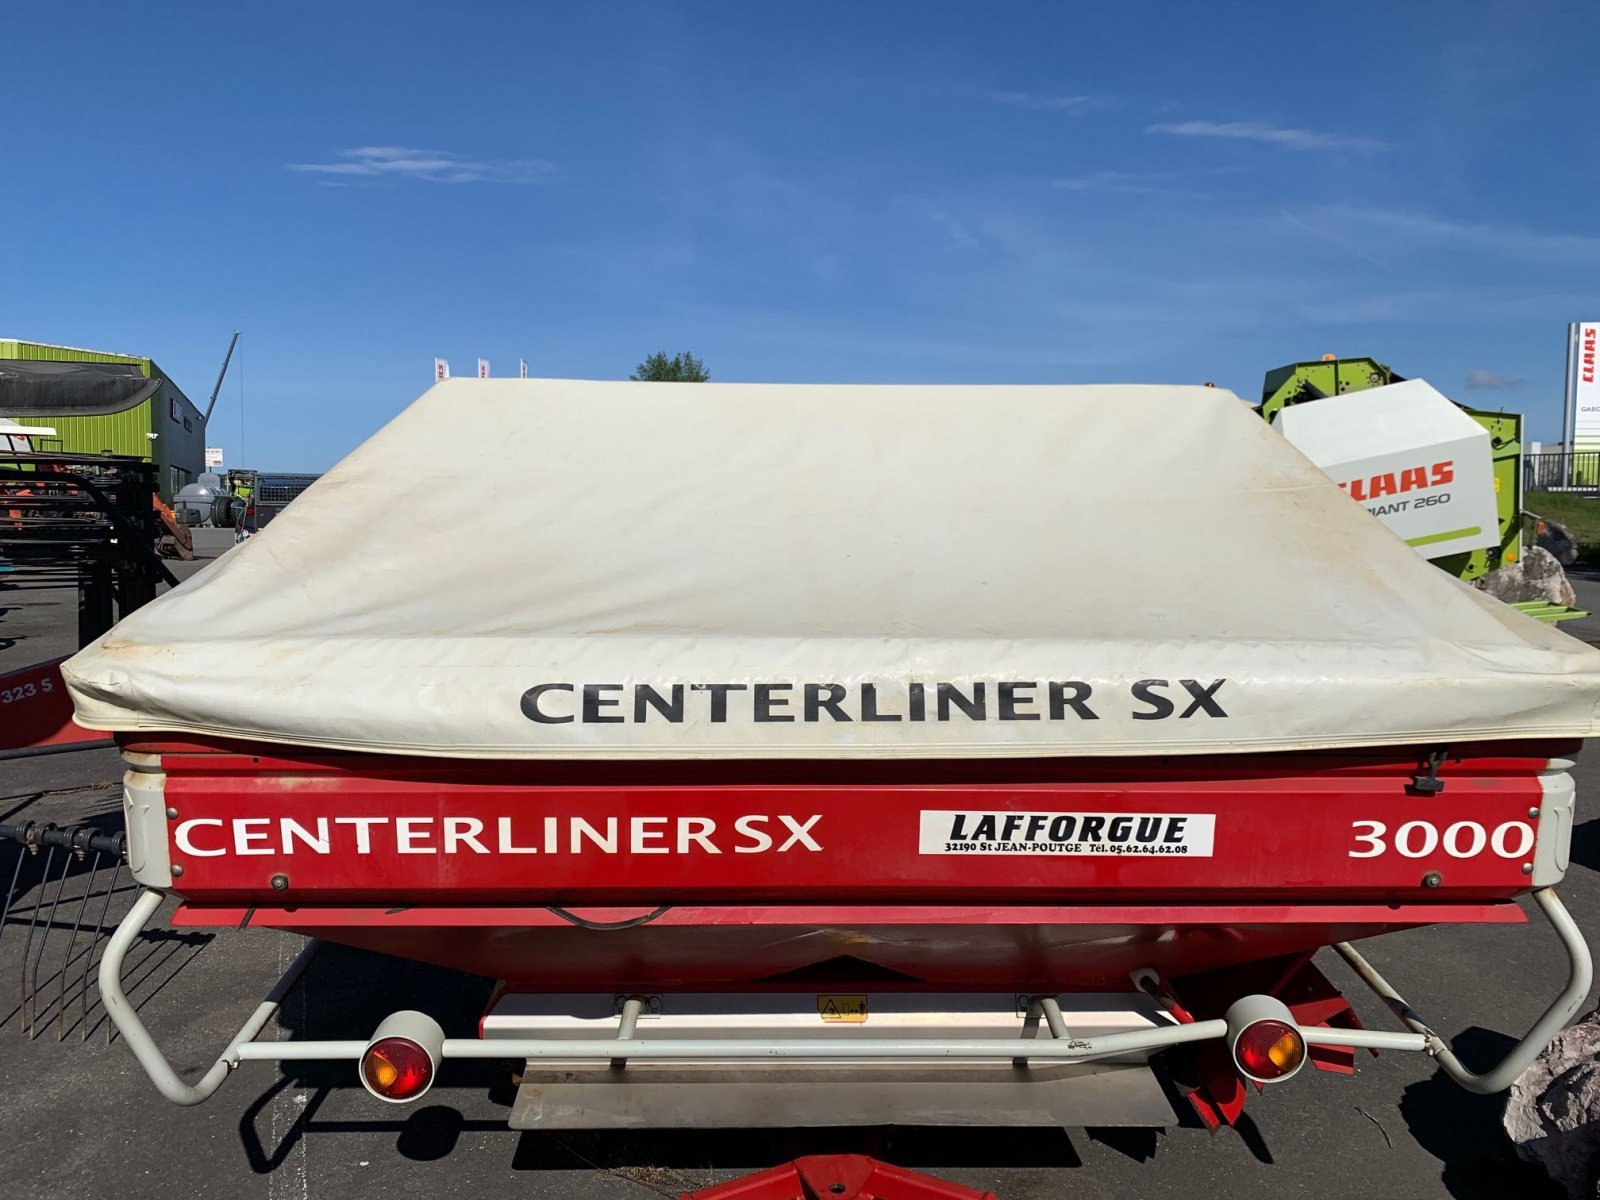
[145,737,1560,989]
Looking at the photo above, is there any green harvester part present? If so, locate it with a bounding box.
[1259,357,1584,623]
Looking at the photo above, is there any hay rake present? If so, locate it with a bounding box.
[0,819,128,1040]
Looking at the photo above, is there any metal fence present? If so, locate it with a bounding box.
[1525,451,1600,493]
[254,473,321,505]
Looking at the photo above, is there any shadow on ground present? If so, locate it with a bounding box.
[1571,817,1600,874]
[1399,1027,1564,1200]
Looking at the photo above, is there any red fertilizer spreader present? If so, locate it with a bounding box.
[50,380,1598,1160]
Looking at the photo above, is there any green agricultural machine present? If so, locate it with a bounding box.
[0,339,209,502]
[1258,356,1581,622]
[1260,356,1521,584]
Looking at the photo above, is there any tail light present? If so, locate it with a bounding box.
[1232,1018,1306,1081]
[1224,996,1307,1084]
[359,1011,445,1103]
[361,1037,434,1101]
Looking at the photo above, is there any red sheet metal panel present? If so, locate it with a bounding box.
[154,748,1548,906]
[0,658,103,751]
[681,1155,997,1200]
[172,901,1524,989]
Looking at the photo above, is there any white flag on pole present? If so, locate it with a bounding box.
[434,358,449,381]
[478,358,490,379]
[519,358,528,379]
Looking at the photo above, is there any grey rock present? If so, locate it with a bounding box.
[1475,545,1579,610]
[1505,1006,1600,1196]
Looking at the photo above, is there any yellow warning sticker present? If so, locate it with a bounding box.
[818,994,868,1023]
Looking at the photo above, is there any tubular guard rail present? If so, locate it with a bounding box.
[1333,888,1593,1094]
[96,886,1594,1107]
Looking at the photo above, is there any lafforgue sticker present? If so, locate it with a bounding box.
[919,810,1216,856]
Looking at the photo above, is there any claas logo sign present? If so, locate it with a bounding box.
[1338,461,1453,503]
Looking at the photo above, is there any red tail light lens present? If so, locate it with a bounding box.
[360,1037,434,1102]
[1232,1018,1306,1083]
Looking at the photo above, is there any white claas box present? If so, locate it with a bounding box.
[1272,379,1500,559]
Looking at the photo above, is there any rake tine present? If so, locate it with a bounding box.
[56,847,102,1041]
[84,858,123,1043]
[0,826,30,941]
[17,840,56,1037]
[26,841,74,1039]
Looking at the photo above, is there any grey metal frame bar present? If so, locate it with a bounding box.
[97,889,322,1106]
[1332,886,1592,1094]
[97,885,1586,1104]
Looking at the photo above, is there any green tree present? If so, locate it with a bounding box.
[630,351,710,382]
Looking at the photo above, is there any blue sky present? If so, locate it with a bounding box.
[2,2,1595,469]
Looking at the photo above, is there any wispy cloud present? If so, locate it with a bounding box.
[1052,170,1167,194]
[1294,286,1599,326]
[919,203,983,251]
[1309,205,1600,263]
[287,146,557,184]
[1279,209,1396,272]
[1146,120,1383,151]
[991,91,1112,114]
[1465,369,1528,390]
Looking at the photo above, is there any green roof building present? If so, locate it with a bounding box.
[0,339,207,500]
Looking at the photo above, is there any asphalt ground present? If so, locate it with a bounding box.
[3,533,1599,1199]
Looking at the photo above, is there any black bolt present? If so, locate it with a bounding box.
[1422,872,1442,888]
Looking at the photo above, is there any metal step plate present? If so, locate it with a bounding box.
[493,992,1177,1129]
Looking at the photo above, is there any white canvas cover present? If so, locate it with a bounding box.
[62,379,1600,759]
